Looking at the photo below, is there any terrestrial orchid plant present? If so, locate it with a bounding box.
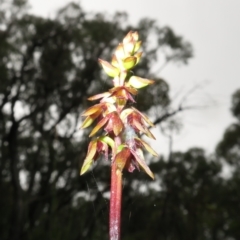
[80,31,158,240]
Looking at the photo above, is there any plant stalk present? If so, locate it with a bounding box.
[109,137,122,240]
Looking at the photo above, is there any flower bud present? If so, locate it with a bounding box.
[122,56,137,70]
[99,59,120,77]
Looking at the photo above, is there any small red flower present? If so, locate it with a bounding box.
[109,86,138,102]
[120,107,156,139]
[80,136,114,175]
[115,145,155,179]
[89,111,124,137]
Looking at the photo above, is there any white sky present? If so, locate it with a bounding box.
[29,0,240,155]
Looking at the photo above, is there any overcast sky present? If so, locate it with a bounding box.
[29,0,240,155]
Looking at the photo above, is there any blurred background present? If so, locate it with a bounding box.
[0,0,240,239]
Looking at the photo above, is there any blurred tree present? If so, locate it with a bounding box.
[231,89,240,121]
[121,147,240,240]
[213,89,240,240]
[216,89,240,167]
[0,1,194,240]
[121,148,223,240]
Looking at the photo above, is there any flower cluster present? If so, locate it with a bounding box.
[80,31,158,179]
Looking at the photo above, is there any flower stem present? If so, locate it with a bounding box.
[109,137,122,240]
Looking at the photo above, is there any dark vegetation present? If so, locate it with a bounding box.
[0,1,240,239]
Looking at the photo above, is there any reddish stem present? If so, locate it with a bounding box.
[109,137,122,240]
